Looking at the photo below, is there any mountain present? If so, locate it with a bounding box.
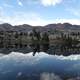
[0,23,80,32]
[45,23,80,30]
[0,23,33,32]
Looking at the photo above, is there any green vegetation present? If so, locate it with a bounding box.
[0,28,80,49]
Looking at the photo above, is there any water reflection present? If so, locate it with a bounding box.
[32,43,40,56]
[1,43,80,56]
[32,43,49,56]
[31,43,80,56]
[0,52,80,80]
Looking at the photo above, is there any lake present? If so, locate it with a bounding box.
[0,51,80,80]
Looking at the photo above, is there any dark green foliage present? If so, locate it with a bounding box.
[32,29,41,40]
[15,32,19,38]
[41,32,49,43]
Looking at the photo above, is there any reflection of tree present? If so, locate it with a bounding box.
[32,43,40,56]
[32,43,49,56]
[41,43,49,52]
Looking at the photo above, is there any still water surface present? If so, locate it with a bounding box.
[0,52,80,80]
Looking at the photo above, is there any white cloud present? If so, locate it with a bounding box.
[55,18,80,25]
[17,0,23,6]
[40,0,63,6]
[0,12,48,26]
[1,14,80,26]
[0,9,80,26]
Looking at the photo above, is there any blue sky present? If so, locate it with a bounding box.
[0,0,80,26]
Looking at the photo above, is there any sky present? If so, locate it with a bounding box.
[0,0,80,26]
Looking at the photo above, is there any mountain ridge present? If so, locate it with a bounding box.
[0,23,80,32]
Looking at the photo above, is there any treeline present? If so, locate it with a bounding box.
[29,29,49,44]
[0,28,80,49]
[0,29,49,48]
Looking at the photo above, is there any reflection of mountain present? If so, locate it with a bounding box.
[0,23,80,32]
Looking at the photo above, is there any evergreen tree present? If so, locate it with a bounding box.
[42,32,49,43]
